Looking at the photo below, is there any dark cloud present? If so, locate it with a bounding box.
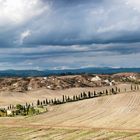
[22,0,140,46]
[0,0,140,69]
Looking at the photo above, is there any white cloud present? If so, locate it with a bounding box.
[126,0,140,11]
[19,30,31,44]
[0,0,49,26]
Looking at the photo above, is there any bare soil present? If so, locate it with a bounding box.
[0,87,140,139]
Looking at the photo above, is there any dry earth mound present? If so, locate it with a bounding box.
[0,73,139,92]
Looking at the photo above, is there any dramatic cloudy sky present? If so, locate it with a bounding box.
[0,0,140,70]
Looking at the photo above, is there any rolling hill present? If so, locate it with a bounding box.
[0,89,140,139]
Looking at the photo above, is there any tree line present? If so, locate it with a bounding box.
[36,84,140,106]
[36,86,122,106]
[0,84,139,117]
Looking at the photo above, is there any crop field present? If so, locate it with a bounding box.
[0,86,140,139]
[0,127,140,140]
[0,84,131,106]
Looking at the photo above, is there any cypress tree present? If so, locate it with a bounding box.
[48,100,51,104]
[78,95,81,100]
[112,88,115,94]
[76,95,79,100]
[80,93,83,99]
[57,99,61,104]
[43,100,45,105]
[115,87,118,92]
[25,102,28,108]
[106,89,108,95]
[94,91,96,97]
[88,91,91,98]
[45,98,48,105]
[37,99,40,106]
[83,92,87,99]
[65,96,67,102]
[137,85,139,90]
[99,92,103,96]
[51,99,54,104]
[9,105,11,109]
[131,85,133,91]
[12,105,14,109]
[23,106,26,114]
[40,101,43,105]
[73,95,76,101]
[67,96,70,102]
[62,95,65,103]
[26,105,30,115]
[118,88,121,92]
[54,98,57,104]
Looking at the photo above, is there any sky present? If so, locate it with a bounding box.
[0,0,140,70]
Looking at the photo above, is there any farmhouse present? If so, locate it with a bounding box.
[91,76,101,82]
[7,109,20,116]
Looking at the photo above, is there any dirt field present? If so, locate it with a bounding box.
[0,84,131,106]
[0,127,140,140]
[0,86,140,139]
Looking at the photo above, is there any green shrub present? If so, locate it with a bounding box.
[16,104,23,110]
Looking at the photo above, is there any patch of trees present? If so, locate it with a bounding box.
[0,109,7,117]
[4,103,40,117]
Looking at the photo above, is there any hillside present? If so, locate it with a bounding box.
[0,91,140,139]
[28,91,140,130]
[0,84,130,106]
[0,72,139,92]
[0,74,140,139]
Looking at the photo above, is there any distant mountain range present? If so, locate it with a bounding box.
[0,67,140,77]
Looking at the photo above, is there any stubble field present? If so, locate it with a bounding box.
[0,84,140,139]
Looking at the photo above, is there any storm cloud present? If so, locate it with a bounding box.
[0,0,140,69]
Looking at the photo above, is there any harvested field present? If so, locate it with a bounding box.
[0,89,140,139]
[0,127,140,140]
[0,84,130,106]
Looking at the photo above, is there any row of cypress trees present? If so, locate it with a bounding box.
[131,84,139,91]
[5,84,140,111]
[36,86,124,106]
